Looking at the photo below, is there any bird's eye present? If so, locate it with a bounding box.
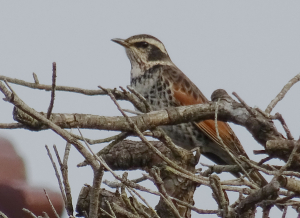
[135,41,149,48]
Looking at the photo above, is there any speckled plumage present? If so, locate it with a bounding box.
[131,64,238,164]
[112,34,267,187]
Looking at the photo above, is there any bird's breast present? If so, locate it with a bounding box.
[131,68,179,111]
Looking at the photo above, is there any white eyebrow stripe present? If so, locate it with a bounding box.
[129,38,168,54]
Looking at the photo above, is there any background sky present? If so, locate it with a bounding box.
[1,1,300,217]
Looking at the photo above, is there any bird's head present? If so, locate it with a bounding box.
[112,34,172,72]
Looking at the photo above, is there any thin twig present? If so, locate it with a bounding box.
[42,212,50,218]
[126,85,152,112]
[262,206,271,218]
[77,132,130,167]
[100,208,115,218]
[102,87,198,181]
[44,189,60,218]
[254,106,270,118]
[0,80,99,169]
[240,156,300,178]
[77,128,104,218]
[32,72,39,84]
[151,168,182,218]
[47,62,57,119]
[127,187,160,218]
[275,137,300,178]
[103,175,147,188]
[258,193,298,207]
[170,196,219,215]
[70,131,126,145]
[258,156,272,165]
[209,174,229,216]
[45,145,67,205]
[120,173,139,216]
[126,187,152,218]
[22,208,37,218]
[0,75,120,96]
[76,129,168,210]
[53,143,73,216]
[123,108,144,115]
[0,211,8,218]
[105,200,117,218]
[281,206,288,218]
[232,92,256,117]
[0,122,25,129]
[266,72,300,114]
[214,98,257,187]
[273,113,294,140]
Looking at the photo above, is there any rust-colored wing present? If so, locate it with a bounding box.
[162,65,248,158]
[162,65,267,187]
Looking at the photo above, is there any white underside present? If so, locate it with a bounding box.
[130,63,145,79]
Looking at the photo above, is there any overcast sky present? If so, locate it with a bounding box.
[1,1,300,217]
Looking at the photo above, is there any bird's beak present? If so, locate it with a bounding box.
[111,38,129,48]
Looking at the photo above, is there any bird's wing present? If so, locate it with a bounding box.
[161,65,268,188]
[162,65,248,158]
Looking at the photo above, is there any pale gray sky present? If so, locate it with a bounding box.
[1,1,300,217]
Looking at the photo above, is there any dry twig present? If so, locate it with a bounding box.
[44,189,60,218]
[45,145,67,205]
[47,62,57,119]
[266,72,300,114]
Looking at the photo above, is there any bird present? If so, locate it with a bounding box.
[112,34,266,187]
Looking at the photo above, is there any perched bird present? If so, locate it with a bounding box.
[112,34,266,186]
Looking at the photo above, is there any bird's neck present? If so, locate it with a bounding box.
[130,60,173,81]
[130,64,162,95]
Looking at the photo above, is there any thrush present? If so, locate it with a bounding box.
[112,34,267,187]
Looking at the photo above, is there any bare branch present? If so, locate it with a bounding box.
[103,87,201,182]
[127,187,160,218]
[0,211,8,218]
[77,128,104,218]
[22,208,38,218]
[266,72,300,114]
[0,75,108,96]
[232,91,257,117]
[0,122,25,129]
[281,206,288,218]
[273,113,294,140]
[32,72,39,84]
[215,98,257,187]
[103,175,147,188]
[78,132,129,167]
[126,85,152,112]
[42,212,50,218]
[47,62,57,119]
[105,200,117,218]
[70,131,126,145]
[237,181,280,214]
[0,80,99,169]
[44,189,60,218]
[45,145,67,205]
[209,174,229,217]
[100,208,115,218]
[150,167,182,218]
[54,143,74,215]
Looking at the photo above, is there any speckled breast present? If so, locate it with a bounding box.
[130,65,210,151]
